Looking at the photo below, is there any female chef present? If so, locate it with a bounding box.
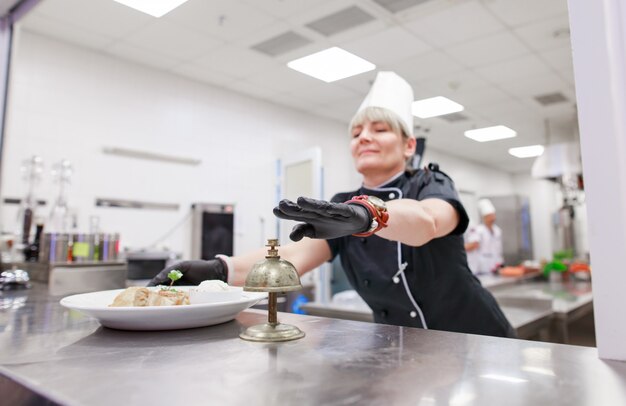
[149,72,515,338]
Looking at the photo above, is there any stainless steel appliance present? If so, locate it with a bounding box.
[190,203,234,260]
[125,250,179,280]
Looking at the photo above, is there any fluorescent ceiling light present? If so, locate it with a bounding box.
[480,374,528,384]
[464,125,517,142]
[287,47,375,83]
[509,145,545,158]
[412,96,464,118]
[113,0,190,17]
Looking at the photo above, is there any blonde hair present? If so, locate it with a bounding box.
[349,106,411,139]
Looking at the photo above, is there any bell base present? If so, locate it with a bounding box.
[240,322,305,342]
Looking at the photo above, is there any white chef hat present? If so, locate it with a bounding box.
[355,71,414,137]
[477,198,496,217]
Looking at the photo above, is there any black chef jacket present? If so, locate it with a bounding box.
[326,164,516,338]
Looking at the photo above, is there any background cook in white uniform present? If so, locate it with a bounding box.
[464,220,481,275]
[473,198,503,274]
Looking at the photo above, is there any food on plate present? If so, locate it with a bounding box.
[148,289,189,306]
[110,286,189,307]
[110,287,150,307]
[195,280,231,292]
[189,280,239,304]
[109,278,235,307]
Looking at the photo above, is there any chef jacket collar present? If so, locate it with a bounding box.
[359,170,412,201]
[362,170,405,190]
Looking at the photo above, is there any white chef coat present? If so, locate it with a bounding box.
[464,225,481,275]
[474,223,503,274]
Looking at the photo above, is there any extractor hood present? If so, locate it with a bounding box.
[531,142,582,180]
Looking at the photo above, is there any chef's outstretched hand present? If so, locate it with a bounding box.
[273,197,371,241]
[146,259,227,287]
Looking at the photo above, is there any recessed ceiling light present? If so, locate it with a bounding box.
[412,96,464,118]
[464,125,517,142]
[287,47,375,83]
[112,0,190,18]
[509,145,545,158]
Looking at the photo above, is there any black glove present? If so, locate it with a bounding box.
[273,197,371,242]
[146,259,227,287]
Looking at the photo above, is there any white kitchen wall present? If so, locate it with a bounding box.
[2,30,544,261]
[1,30,356,258]
[426,148,515,195]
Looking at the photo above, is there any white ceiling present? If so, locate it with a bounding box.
[0,0,21,16]
[17,0,577,173]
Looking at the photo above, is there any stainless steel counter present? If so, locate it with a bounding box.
[1,283,624,406]
[491,281,593,315]
[301,300,553,340]
[493,280,594,343]
[476,272,541,291]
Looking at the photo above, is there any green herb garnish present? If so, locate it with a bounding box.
[168,270,183,287]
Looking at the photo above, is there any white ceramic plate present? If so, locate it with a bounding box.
[60,287,267,331]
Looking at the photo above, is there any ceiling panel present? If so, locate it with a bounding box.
[165,0,278,42]
[32,0,152,39]
[483,0,568,27]
[394,50,465,83]
[193,44,278,79]
[445,30,530,68]
[519,96,576,120]
[287,0,386,44]
[477,100,533,121]
[418,69,490,97]
[474,53,552,84]
[557,69,576,87]
[340,26,431,66]
[403,1,506,48]
[513,13,571,52]
[122,20,224,61]
[335,70,378,94]
[539,45,574,71]
[282,82,361,106]
[241,0,334,19]
[498,72,572,99]
[452,86,514,108]
[243,64,322,93]
[20,14,115,50]
[226,79,283,101]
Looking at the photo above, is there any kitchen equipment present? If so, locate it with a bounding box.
[48,263,127,296]
[125,249,179,280]
[190,203,234,260]
[0,265,31,290]
[15,156,44,260]
[47,159,73,233]
[240,239,305,342]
